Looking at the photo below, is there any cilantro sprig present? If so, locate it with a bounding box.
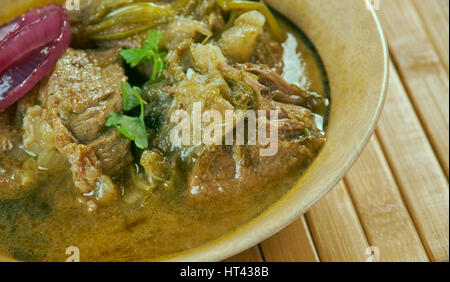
[119,30,168,81]
[107,29,168,149]
[106,82,148,149]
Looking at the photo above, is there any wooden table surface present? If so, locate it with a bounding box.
[226,0,450,262]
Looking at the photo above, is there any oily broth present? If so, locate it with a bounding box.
[0,16,330,262]
[1,164,309,261]
[1,171,295,261]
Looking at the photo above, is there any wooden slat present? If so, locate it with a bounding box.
[378,0,450,178]
[305,182,369,262]
[232,1,449,262]
[224,246,264,262]
[412,0,449,72]
[376,61,449,261]
[260,216,319,262]
[344,137,429,262]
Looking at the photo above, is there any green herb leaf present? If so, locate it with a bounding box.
[119,29,167,80]
[143,29,163,50]
[107,82,149,149]
[119,49,149,68]
[121,81,147,111]
[106,112,148,149]
[150,51,168,81]
[109,29,167,148]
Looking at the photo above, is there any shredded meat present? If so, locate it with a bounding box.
[238,63,327,113]
[188,97,325,202]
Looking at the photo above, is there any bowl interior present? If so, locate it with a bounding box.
[163,0,388,262]
[0,0,388,262]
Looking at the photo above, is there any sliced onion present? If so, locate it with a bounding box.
[0,4,70,111]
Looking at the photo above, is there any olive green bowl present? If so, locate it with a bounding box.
[0,0,388,262]
[163,0,389,262]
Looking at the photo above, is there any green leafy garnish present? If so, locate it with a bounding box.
[107,30,167,149]
[122,81,145,111]
[106,82,148,149]
[106,113,148,149]
[120,30,168,81]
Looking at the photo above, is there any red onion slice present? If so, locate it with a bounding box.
[0,4,70,111]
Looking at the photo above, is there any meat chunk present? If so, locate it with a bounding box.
[188,97,325,202]
[40,48,125,144]
[88,128,133,175]
[239,63,327,114]
[39,48,133,210]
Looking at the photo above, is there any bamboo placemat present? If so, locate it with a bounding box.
[227,0,449,262]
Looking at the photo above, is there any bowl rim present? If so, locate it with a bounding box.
[159,4,390,262]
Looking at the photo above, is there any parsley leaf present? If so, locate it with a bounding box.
[108,29,167,149]
[143,29,163,50]
[106,113,148,149]
[106,82,149,149]
[119,49,148,68]
[121,81,147,111]
[119,30,168,81]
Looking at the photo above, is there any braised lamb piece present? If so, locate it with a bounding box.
[37,48,133,211]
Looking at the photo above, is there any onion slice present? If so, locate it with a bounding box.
[0,4,70,111]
